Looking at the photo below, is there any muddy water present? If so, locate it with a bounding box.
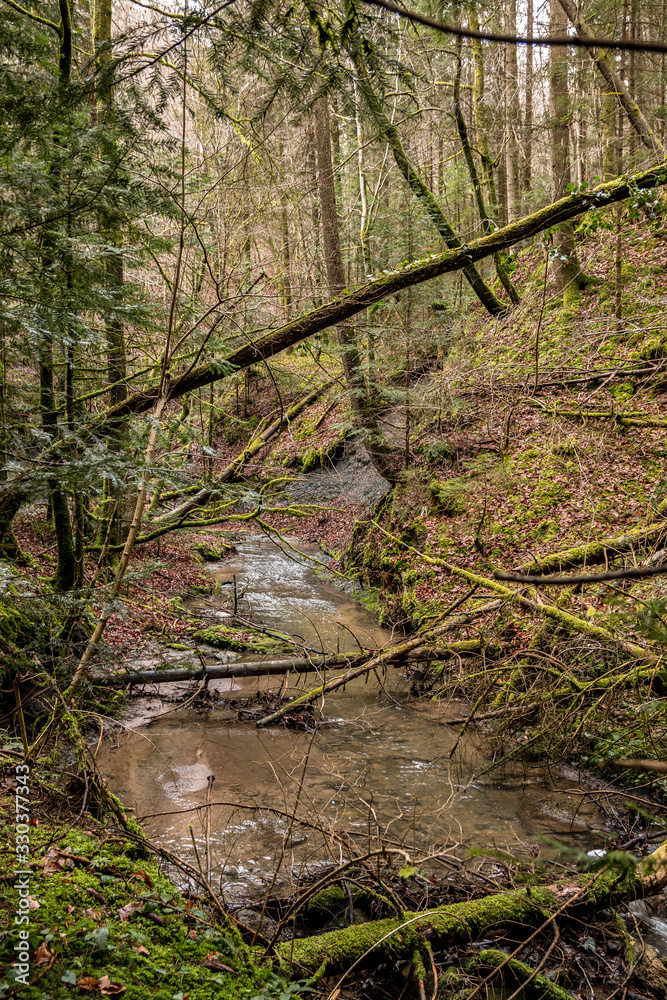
[98,534,611,900]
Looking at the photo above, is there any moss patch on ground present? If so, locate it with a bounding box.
[0,784,279,1000]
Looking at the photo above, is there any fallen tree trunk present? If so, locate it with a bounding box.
[350,43,508,316]
[256,602,502,727]
[153,382,333,523]
[257,532,667,722]
[518,514,667,576]
[528,402,667,429]
[374,525,663,673]
[279,840,667,978]
[100,161,667,424]
[90,641,484,685]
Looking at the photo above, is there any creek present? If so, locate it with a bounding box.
[97,533,614,903]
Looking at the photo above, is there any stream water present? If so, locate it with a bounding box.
[98,534,614,902]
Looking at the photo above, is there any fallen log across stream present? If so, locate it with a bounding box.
[89,640,484,685]
[255,601,500,727]
[278,840,667,981]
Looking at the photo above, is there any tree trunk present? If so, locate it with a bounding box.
[505,0,521,219]
[549,0,585,307]
[0,491,30,563]
[453,37,519,304]
[94,0,128,553]
[557,0,664,159]
[279,840,667,977]
[85,160,667,424]
[349,46,509,317]
[313,97,399,482]
[523,0,534,192]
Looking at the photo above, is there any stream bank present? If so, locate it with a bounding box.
[96,535,659,907]
[82,529,667,998]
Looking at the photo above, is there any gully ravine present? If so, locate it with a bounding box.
[97,534,616,905]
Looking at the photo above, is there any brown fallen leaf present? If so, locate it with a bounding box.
[42,848,77,873]
[188,930,197,940]
[98,975,126,995]
[117,901,144,922]
[76,976,100,993]
[133,870,153,888]
[134,945,150,956]
[33,942,52,966]
[43,856,67,874]
[202,952,234,973]
[84,909,102,921]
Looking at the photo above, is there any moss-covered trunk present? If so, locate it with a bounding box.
[102,159,667,424]
[280,842,667,978]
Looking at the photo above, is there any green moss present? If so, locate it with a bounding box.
[0,601,38,648]
[192,625,283,653]
[191,541,235,562]
[434,526,455,546]
[531,518,559,542]
[552,440,575,457]
[610,381,636,405]
[521,447,541,461]
[300,448,322,473]
[301,884,382,926]
[465,949,573,1000]
[284,428,350,473]
[0,820,270,1000]
[420,440,454,464]
[428,479,468,516]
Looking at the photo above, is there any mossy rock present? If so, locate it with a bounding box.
[429,479,467,516]
[191,541,235,562]
[193,625,283,653]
